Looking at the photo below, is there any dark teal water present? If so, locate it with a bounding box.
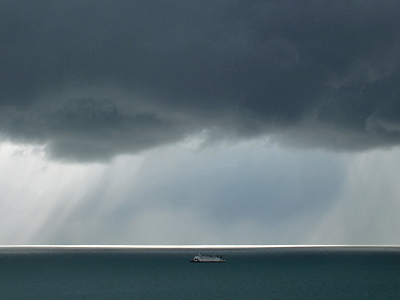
[0,247,400,299]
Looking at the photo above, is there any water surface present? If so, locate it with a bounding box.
[0,246,399,299]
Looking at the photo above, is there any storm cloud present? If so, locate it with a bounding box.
[2,0,400,160]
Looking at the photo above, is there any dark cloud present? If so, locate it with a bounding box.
[2,0,400,160]
[45,98,184,161]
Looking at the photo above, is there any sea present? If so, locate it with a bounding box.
[0,246,400,299]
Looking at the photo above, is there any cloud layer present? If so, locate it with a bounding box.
[0,140,348,245]
[3,140,400,245]
[2,1,400,160]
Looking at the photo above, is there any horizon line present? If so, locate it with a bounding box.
[0,245,400,248]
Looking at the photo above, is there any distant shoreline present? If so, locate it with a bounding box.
[0,245,399,250]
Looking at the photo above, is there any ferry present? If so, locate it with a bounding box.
[190,254,226,263]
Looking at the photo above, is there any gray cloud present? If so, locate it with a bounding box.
[2,0,400,160]
[45,98,185,161]
[17,141,347,245]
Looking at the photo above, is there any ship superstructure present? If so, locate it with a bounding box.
[190,254,226,263]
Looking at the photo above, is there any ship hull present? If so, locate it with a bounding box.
[189,260,226,263]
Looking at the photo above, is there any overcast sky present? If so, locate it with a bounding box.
[1,0,400,245]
